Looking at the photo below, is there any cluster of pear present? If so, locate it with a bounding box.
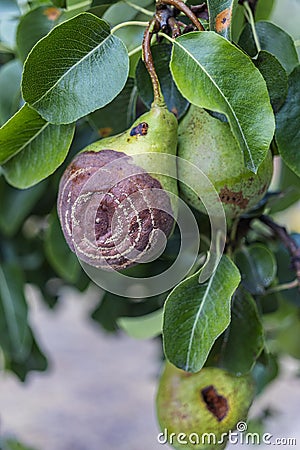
[57,101,273,270]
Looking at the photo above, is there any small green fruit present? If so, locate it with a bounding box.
[156,362,254,450]
[177,106,273,219]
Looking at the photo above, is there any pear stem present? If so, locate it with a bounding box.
[157,0,205,31]
[142,18,165,106]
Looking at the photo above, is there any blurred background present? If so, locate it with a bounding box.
[0,0,300,449]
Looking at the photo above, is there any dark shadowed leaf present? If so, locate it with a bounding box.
[22,13,129,124]
[163,255,241,373]
[6,329,48,381]
[254,51,288,112]
[45,209,81,283]
[208,287,264,375]
[235,244,277,295]
[274,234,300,307]
[52,0,66,6]
[92,0,120,6]
[16,5,62,62]
[88,78,137,137]
[0,263,32,362]
[255,0,274,21]
[275,66,300,178]
[0,178,47,236]
[170,31,275,172]
[252,351,279,395]
[239,21,298,73]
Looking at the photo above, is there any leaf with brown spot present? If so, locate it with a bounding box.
[207,0,237,40]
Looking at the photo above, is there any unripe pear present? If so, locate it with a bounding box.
[177,106,273,220]
[156,362,254,450]
[57,104,178,270]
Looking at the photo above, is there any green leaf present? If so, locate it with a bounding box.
[92,0,119,6]
[91,290,165,333]
[275,66,300,178]
[22,13,129,124]
[6,328,48,381]
[252,351,278,395]
[235,244,277,295]
[87,4,113,17]
[231,4,245,42]
[268,187,300,214]
[135,44,189,119]
[170,31,275,172]
[0,263,32,362]
[0,59,22,126]
[268,161,300,213]
[0,178,46,236]
[117,308,163,339]
[254,50,288,112]
[16,5,62,62]
[239,21,298,74]
[255,0,275,21]
[276,313,300,359]
[208,288,264,375]
[274,234,300,307]
[59,0,91,19]
[0,104,75,188]
[163,255,241,373]
[45,209,81,283]
[102,0,153,26]
[88,77,137,137]
[207,0,237,40]
[52,0,66,6]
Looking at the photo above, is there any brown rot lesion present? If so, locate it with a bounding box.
[130,122,149,137]
[201,385,229,422]
[219,186,249,209]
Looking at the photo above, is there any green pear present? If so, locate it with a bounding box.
[177,106,273,220]
[57,103,178,270]
[156,362,254,450]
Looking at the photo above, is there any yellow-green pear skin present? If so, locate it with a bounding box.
[57,104,179,271]
[177,106,273,219]
[156,363,254,450]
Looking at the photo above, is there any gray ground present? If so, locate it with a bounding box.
[0,287,300,450]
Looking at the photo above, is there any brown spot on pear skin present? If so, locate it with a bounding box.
[219,186,249,209]
[201,385,229,422]
[130,122,149,137]
[43,7,61,21]
[171,107,178,118]
[99,127,113,138]
[215,8,231,33]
